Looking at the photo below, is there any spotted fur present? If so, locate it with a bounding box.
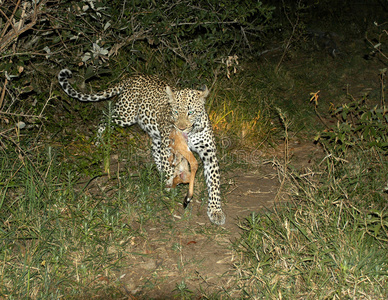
[58,69,226,225]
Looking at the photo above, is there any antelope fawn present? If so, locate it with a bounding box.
[168,129,198,208]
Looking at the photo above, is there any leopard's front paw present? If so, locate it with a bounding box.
[207,208,226,225]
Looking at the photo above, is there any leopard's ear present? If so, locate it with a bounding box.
[166,86,175,104]
[198,85,209,99]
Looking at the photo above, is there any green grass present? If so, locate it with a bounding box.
[1,145,118,297]
[0,132,193,298]
[235,178,388,297]
[3,91,388,299]
[233,107,388,298]
[2,31,388,298]
[208,72,278,150]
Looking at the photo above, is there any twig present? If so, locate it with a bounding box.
[119,0,127,21]
[310,90,329,129]
[108,29,150,57]
[274,108,291,202]
[240,26,252,52]
[159,38,190,65]
[0,0,46,53]
[275,0,301,73]
[169,20,238,27]
[365,29,388,61]
[0,48,80,59]
[0,0,22,39]
[0,111,43,118]
[0,77,7,110]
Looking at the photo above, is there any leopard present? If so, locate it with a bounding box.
[58,69,226,225]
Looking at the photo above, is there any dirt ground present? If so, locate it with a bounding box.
[93,28,383,298]
[113,140,323,299]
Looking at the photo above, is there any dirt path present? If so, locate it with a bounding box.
[115,141,322,299]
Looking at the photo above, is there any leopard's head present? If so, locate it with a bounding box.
[166,85,209,134]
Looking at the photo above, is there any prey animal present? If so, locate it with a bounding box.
[168,129,198,208]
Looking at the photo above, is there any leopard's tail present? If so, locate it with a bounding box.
[58,69,123,102]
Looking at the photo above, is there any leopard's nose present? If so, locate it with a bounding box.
[175,121,187,131]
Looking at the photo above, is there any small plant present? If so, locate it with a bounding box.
[173,280,193,299]
[316,97,388,156]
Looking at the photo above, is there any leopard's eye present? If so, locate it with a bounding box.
[173,110,179,115]
[188,110,195,116]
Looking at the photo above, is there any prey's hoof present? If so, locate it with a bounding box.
[183,196,192,209]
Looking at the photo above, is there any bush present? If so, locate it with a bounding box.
[235,80,388,297]
[0,1,275,116]
[317,98,388,156]
[234,99,388,297]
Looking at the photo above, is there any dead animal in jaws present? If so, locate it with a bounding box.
[168,129,198,208]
